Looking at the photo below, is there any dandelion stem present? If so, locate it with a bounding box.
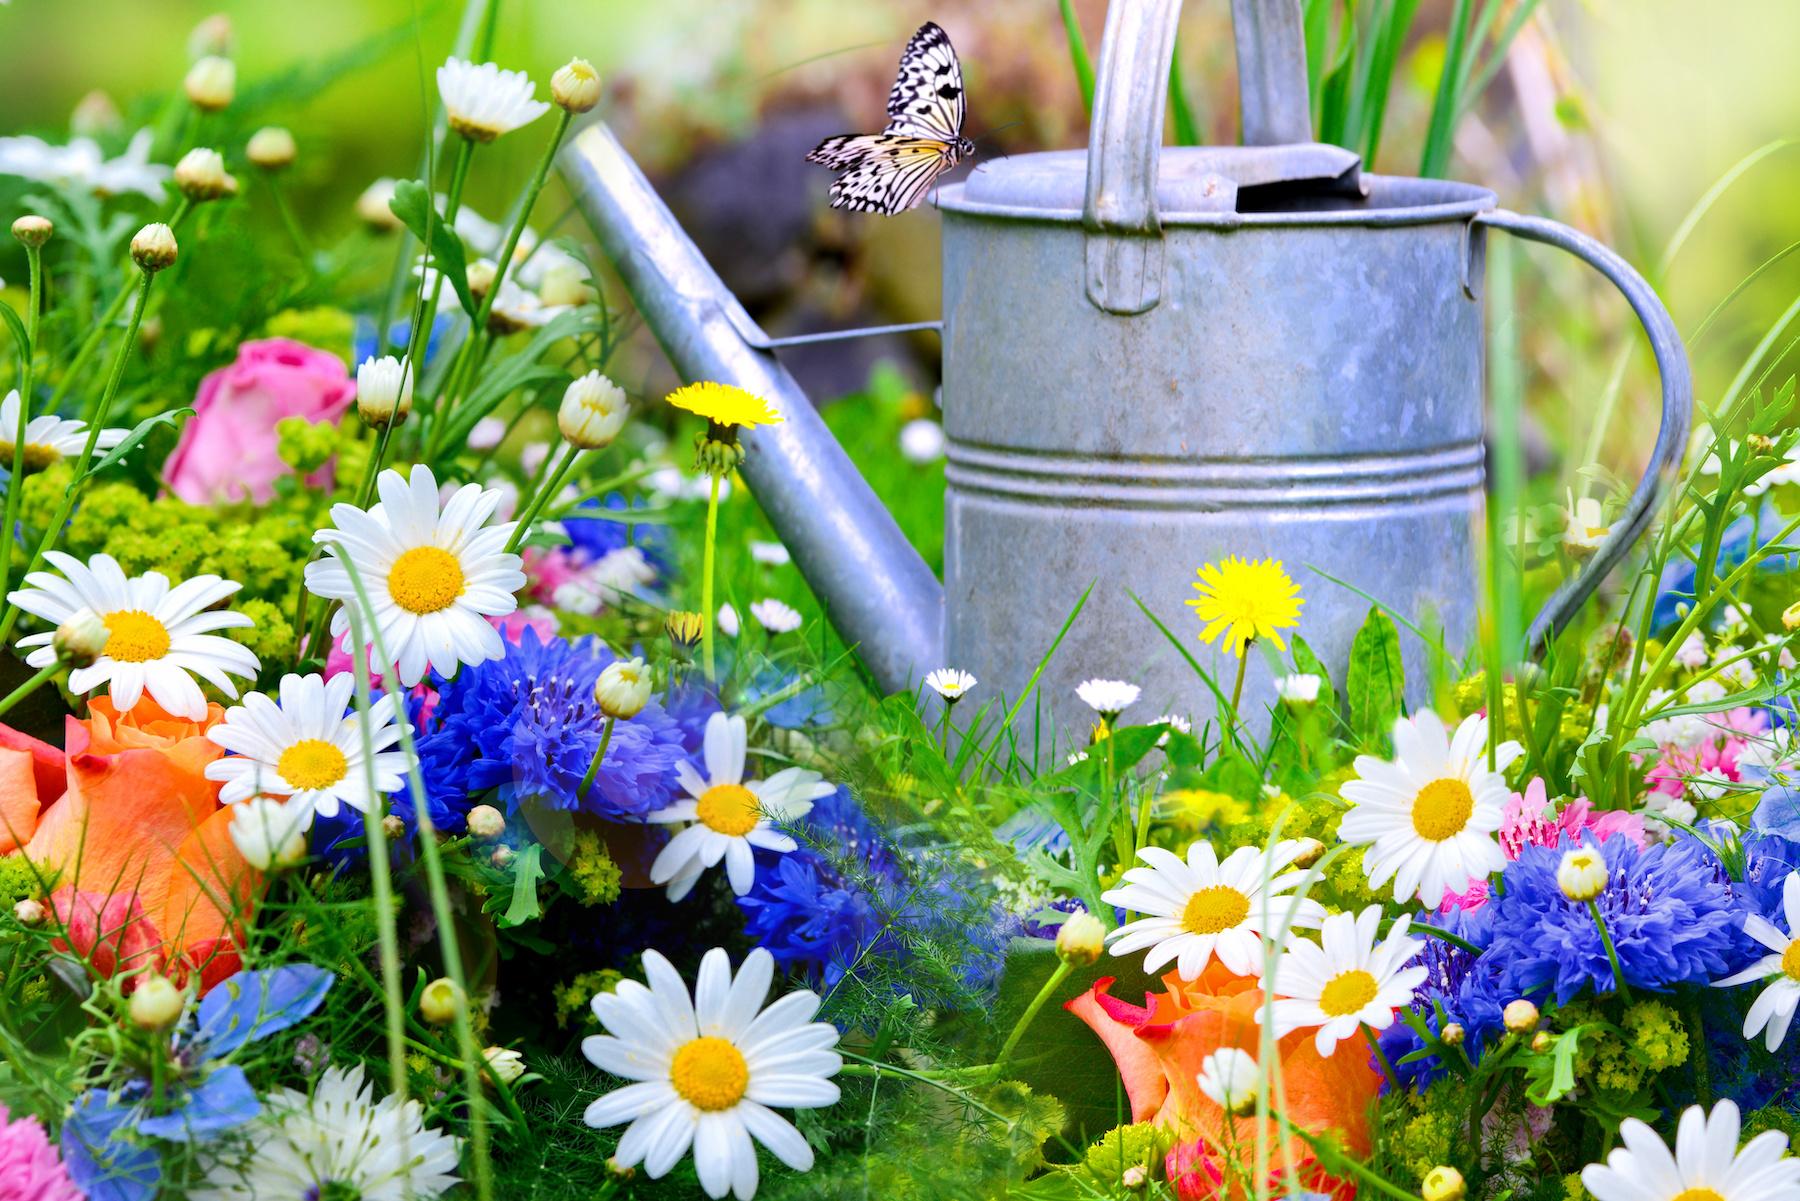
[0,662,58,719]
[1229,639,1252,714]
[1587,898,1633,1002]
[578,716,616,800]
[701,469,722,680]
[994,960,1073,1074]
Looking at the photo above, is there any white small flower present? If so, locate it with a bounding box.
[717,603,741,638]
[437,58,550,142]
[468,415,507,450]
[206,673,409,819]
[0,390,129,470]
[1580,1100,1800,1201]
[645,713,833,900]
[1643,791,1699,841]
[1155,713,1193,734]
[1263,905,1428,1056]
[1714,872,1800,1052]
[749,599,802,634]
[1066,750,1089,766]
[484,1046,526,1085]
[1686,678,1729,706]
[521,441,553,477]
[583,947,841,1200]
[8,553,258,719]
[1674,632,1709,669]
[355,355,413,427]
[1196,1047,1260,1116]
[356,178,403,231]
[228,797,311,871]
[1273,673,1321,703]
[899,417,945,463]
[925,668,977,702]
[649,466,733,503]
[750,541,791,566]
[487,277,572,332]
[1562,491,1611,553]
[0,129,169,199]
[1718,657,1759,691]
[1076,678,1140,717]
[185,55,236,111]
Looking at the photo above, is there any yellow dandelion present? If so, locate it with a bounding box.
[665,381,784,429]
[1186,556,1303,655]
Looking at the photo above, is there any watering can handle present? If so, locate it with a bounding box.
[1083,0,1311,314]
[1476,209,1695,656]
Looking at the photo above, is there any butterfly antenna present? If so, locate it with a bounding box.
[968,121,1022,149]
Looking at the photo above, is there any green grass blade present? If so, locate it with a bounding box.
[1058,0,1095,111]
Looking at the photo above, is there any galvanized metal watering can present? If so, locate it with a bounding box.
[561,0,1691,739]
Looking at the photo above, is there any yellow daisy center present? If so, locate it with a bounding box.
[1318,968,1380,1018]
[0,441,61,472]
[695,783,761,837]
[1670,1191,1725,1201]
[1412,778,1476,841]
[102,609,171,663]
[1182,884,1251,935]
[277,739,350,791]
[387,546,465,615]
[669,1036,749,1111]
[1783,941,1800,983]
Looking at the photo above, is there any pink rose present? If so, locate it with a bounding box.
[163,338,355,504]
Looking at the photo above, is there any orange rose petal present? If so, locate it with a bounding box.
[0,747,45,853]
[1065,978,1171,1124]
[158,804,258,964]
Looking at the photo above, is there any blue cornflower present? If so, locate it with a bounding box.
[738,666,835,731]
[412,629,690,824]
[562,493,670,576]
[62,966,333,1201]
[1377,906,1504,1091]
[1487,833,1737,1004]
[1649,505,1800,631]
[351,313,451,369]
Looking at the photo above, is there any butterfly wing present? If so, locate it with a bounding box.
[884,21,966,142]
[824,137,957,215]
[806,133,894,171]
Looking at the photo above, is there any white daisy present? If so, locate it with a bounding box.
[1581,1100,1800,1201]
[304,465,525,688]
[646,712,833,901]
[437,58,550,142]
[204,672,409,819]
[1262,904,1427,1056]
[583,947,841,1200]
[1155,712,1193,734]
[1101,840,1326,980]
[899,417,945,463]
[1272,673,1321,703]
[0,128,169,198]
[0,390,130,470]
[8,552,258,719]
[191,1064,461,1201]
[749,541,791,566]
[749,598,801,634]
[1196,1047,1260,1115]
[1338,709,1522,907]
[716,603,741,638]
[1076,678,1140,717]
[925,668,977,702]
[1714,871,1800,1051]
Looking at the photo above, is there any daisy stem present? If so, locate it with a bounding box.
[1683,994,1712,1106]
[0,268,157,648]
[503,442,580,554]
[700,469,722,681]
[264,173,313,262]
[1586,898,1633,1002]
[0,661,58,720]
[403,136,475,443]
[578,716,616,800]
[993,960,1073,1074]
[0,243,44,610]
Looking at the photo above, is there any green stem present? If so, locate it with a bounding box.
[61,199,190,424]
[1587,898,1633,1002]
[1362,1023,1403,1091]
[406,138,476,438]
[994,960,1073,1073]
[701,470,722,681]
[503,443,580,555]
[1684,994,1712,1106]
[266,175,312,260]
[1,243,44,608]
[0,661,58,719]
[1229,640,1252,713]
[578,716,616,799]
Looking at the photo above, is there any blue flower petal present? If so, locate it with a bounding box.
[61,1091,161,1201]
[135,1064,261,1141]
[194,965,334,1057]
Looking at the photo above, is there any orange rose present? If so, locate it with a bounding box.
[1066,960,1377,1199]
[5,697,257,992]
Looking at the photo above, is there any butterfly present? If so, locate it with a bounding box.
[806,21,974,215]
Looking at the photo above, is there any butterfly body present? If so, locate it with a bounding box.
[806,21,972,215]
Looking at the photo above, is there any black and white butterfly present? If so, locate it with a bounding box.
[806,21,974,215]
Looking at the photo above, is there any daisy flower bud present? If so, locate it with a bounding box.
[246,126,297,171]
[1440,1021,1465,1047]
[1530,1030,1552,1052]
[466,259,497,299]
[1556,846,1607,901]
[467,804,506,841]
[537,261,595,308]
[184,55,236,111]
[1054,910,1105,967]
[129,974,184,1030]
[558,371,629,450]
[228,797,310,871]
[1502,998,1539,1034]
[13,898,44,926]
[187,13,234,59]
[130,223,178,272]
[355,355,414,428]
[1785,600,1800,632]
[552,58,602,113]
[51,611,110,669]
[71,89,122,138]
[1121,1165,1147,1190]
[11,215,52,248]
[356,178,403,232]
[594,657,651,720]
[483,1045,526,1085]
[382,814,407,841]
[420,977,464,1025]
[1196,1046,1260,1116]
[1422,1166,1466,1201]
[491,845,516,869]
[174,147,236,202]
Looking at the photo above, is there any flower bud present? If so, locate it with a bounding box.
[466,259,497,300]
[483,1045,525,1085]
[1530,1030,1553,1053]
[11,215,52,248]
[71,90,123,138]
[130,223,178,272]
[420,977,464,1025]
[666,610,705,653]
[594,657,651,720]
[558,371,630,450]
[552,58,602,113]
[1556,846,1607,902]
[247,126,297,171]
[467,804,506,841]
[188,13,234,59]
[1196,1046,1260,1117]
[229,797,310,871]
[1502,999,1540,1034]
[1785,600,1800,632]
[356,178,404,233]
[1054,910,1105,967]
[174,147,236,202]
[53,612,110,668]
[1121,1165,1147,1190]
[491,845,516,869]
[382,814,406,842]
[1290,837,1325,869]
[537,261,595,309]
[1422,1166,1466,1201]
[355,355,414,428]
[184,55,236,111]
[13,898,44,926]
[1439,1022,1465,1047]
[129,974,184,1029]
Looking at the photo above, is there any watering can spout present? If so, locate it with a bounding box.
[559,123,945,695]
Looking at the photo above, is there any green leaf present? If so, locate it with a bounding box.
[388,179,476,317]
[0,298,27,371]
[1524,1024,1586,1106]
[1290,633,1339,713]
[1346,606,1405,746]
[499,844,546,927]
[88,407,193,475]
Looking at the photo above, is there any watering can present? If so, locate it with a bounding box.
[560,0,1691,741]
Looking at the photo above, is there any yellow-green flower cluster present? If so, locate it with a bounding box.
[565,829,622,906]
[1393,1087,1462,1184]
[554,968,621,1029]
[1080,1123,1171,1186]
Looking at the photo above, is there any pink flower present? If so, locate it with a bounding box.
[1440,777,1645,912]
[1647,706,1768,798]
[163,338,355,504]
[0,1102,82,1201]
